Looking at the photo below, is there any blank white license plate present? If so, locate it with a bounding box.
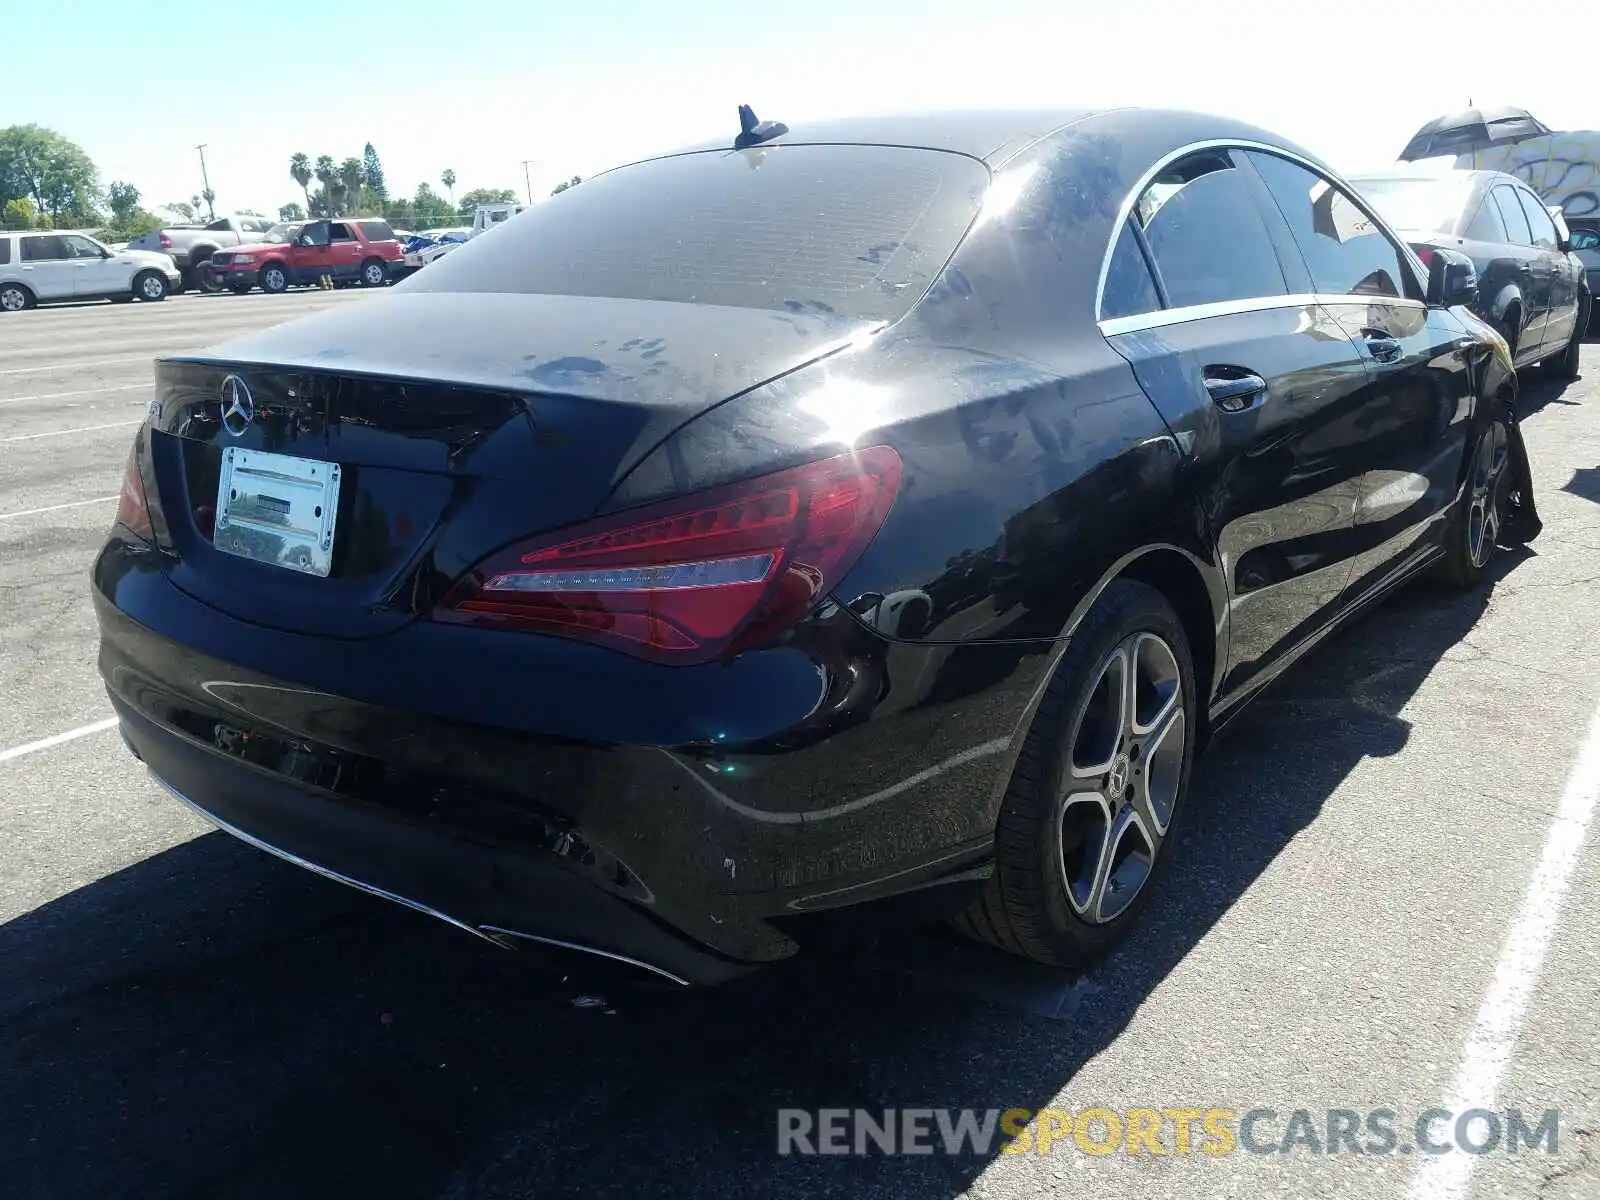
[214,447,342,577]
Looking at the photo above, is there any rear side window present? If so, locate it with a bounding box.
[1464,195,1507,242]
[1133,154,1287,309]
[1517,190,1558,250]
[0,238,9,266]
[1100,221,1162,319]
[358,220,393,241]
[328,223,354,242]
[1491,186,1533,245]
[20,235,65,262]
[407,145,990,323]
[1247,152,1414,299]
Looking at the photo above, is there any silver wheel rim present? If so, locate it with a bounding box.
[1,287,23,311]
[141,275,163,299]
[364,264,383,284]
[1058,631,1186,924]
[265,268,285,290]
[1467,422,1510,568]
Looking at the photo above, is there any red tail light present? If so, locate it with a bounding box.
[158,232,172,249]
[435,446,903,664]
[115,445,153,542]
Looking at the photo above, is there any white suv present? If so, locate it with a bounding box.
[0,230,182,312]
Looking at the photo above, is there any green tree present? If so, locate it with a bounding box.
[412,182,455,228]
[384,197,415,228]
[2,196,36,230]
[550,175,582,195]
[201,187,216,221]
[166,200,196,222]
[456,187,517,223]
[0,124,99,222]
[362,143,387,200]
[278,202,305,221]
[107,180,141,227]
[34,212,53,230]
[289,152,313,214]
[440,168,456,206]
[313,155,336,212]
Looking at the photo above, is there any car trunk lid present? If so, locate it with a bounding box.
[148,290,860,639]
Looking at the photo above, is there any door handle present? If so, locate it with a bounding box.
[1363,334,1403,363]
[1203,371,1268,413]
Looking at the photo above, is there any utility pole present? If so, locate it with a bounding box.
[521,160,536,206]
[195,144,215,220]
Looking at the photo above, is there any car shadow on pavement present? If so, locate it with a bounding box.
[0,556,1531,1200]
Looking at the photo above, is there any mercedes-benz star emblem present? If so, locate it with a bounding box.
[220,375,254,437]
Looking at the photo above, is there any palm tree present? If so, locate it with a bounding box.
[314,155,336,215]
[339,157,364,215]
[289,153,313,215]
[440,169,456,206]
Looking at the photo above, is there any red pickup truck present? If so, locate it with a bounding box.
[211,218,404,294]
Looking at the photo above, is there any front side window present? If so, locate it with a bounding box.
[19,235,66,262]
[1491,186,1532,245]
[299,222,330,247]
[1100,220,1162,319]
[62,234,104,259]
[1247,152,1413,300]
[1516,190,1558,250]
[1133,153,1287,309]
[262,222,302,244]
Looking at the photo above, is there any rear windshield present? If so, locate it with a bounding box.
[406,145,990,322]
[1351,175,1477,236]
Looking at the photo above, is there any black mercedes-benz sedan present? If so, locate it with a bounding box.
[1347,168,1590,379]
[95,108,1537,986]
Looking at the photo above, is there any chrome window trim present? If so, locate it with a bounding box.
[1099,291,1425,338]
[1093,136,1432,324]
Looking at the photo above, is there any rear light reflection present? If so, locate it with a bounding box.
[435,446,903,664]
[115,444,154,543]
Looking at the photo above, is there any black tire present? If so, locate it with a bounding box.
[359,257,388,287]
[228,283,253,296]
[133,270,169,302]
[1544,296,1589,381]
[0,281,34,312]
[1499,307,1521,366]
[259,262,290,294]
[953,579,1198,966]
[189,249,221,293]
[1436,409,1512,588]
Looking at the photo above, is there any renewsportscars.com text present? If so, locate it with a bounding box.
[776,1107,1561,1157]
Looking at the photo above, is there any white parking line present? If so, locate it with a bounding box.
[1406,700,1600,1200]
[0,420,142,443]
[0,383,148,406]
[0,495,118,521]
[0,355,151,376]
[0,717,118,767]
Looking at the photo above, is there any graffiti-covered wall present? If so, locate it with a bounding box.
[1457,133,1600,217]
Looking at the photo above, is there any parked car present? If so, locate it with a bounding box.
[0,229,181,311]
[1348,168,1589,378]
[97,108,1534,986]
[1563,214,1600,311]
[393,226,471,279]
[210,218,404,293]
[127,215,279,291]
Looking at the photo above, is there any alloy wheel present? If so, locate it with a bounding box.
[0,286,25,312]
[141,275,165,300]
[1058,631,1187,924]
[1467,421,1510,568]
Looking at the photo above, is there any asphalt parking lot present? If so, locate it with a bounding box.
[3,292,1598,1200]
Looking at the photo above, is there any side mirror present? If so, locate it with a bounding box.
[1424,246,1478,308]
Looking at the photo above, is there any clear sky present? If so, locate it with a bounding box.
[14,0,1595,218]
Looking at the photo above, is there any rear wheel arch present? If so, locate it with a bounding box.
[1117,548,1221,727]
